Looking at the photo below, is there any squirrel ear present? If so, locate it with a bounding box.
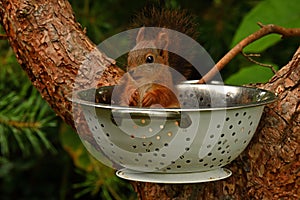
[155,30,169,60]
[136,27,145,43]
[155,30,169,50]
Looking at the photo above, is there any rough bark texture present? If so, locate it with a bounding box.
[0,0,299,199]
[0,0,123,127]
[130,47,300,200]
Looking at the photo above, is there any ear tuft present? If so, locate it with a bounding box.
[136,27,145,44]
[155,29,169,50]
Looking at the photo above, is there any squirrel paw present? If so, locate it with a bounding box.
[142,86,180,108]
[128,90,140,106]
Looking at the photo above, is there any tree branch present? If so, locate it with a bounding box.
[198,23,300,83]
[0,33,7,39]
[242,52,277,74]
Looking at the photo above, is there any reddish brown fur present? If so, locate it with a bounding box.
[117,27,180,108]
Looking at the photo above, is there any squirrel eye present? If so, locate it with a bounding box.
[146,55,154,63]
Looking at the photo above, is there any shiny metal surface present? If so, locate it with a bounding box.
[74,84,277,111]
[71,83,277,178]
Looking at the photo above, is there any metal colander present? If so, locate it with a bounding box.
[72,84,276,183]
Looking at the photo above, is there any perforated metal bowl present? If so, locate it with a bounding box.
[72,84,276,182]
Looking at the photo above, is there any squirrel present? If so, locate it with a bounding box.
[115,7,200,108]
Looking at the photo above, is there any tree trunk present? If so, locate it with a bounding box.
[0,0,299,199]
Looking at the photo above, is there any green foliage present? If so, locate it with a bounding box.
[226,0,300,85]
[0,46,56,156]
[60,124,136,200]
[225,64,279,85]
[231,0,300,52]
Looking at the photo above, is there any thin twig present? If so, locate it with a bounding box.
[198,23,300,84]
[0,34,7,39]
[242,52,277,74]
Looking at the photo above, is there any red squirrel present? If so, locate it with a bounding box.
[116,27,179,108]
[115,8,199,108]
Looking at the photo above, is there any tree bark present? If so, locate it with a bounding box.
[131,47,300,200]
[0,0,123,127]
[0,0,299,199]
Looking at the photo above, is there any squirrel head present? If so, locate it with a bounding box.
[127,27,169,70]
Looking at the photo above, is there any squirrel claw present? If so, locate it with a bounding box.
[142,93,155,107]
[129,90,140,106]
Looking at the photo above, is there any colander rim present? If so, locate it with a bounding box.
[71,84,277,112]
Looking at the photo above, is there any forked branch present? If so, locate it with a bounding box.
[198,23,300,83]
[242,52,277,74]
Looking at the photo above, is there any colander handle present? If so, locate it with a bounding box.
[111,110,192,128]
